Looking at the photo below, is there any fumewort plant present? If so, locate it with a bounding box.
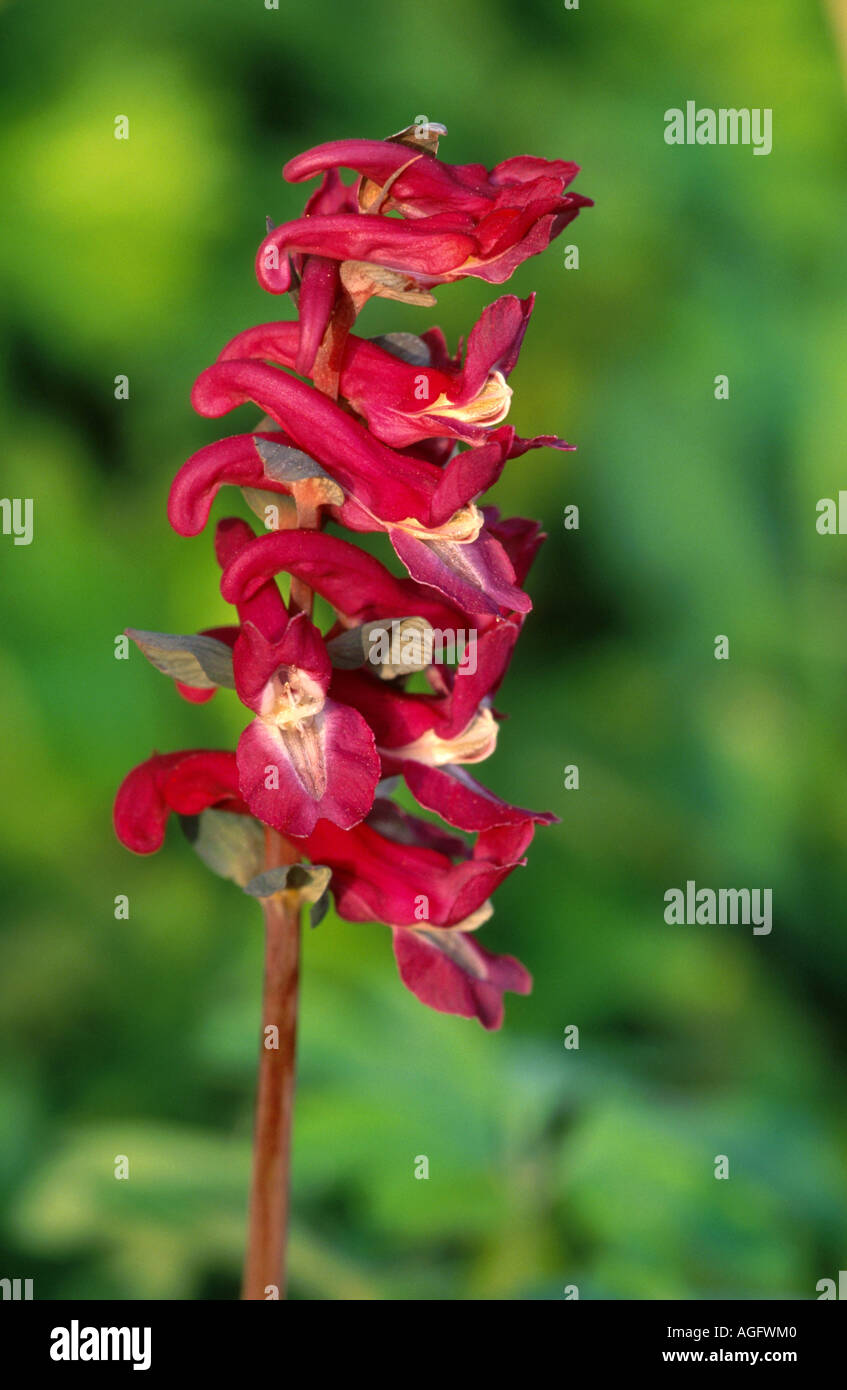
[114,120,590,1298]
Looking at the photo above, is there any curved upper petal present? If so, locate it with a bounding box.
[168,431,296,537]
[114,750,246,854]
[256,213,478,293]
[191,361,442,525]
[221,528,469,630]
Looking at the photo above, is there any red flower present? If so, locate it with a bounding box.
[213,293,567,450]
[231,610,380,838]
[114,754,532,1029]
[286,139,582,214]
[217,520,468,632]
[113,749,248,854]
[221,518,385,837]
[184,363,562,614]
[306,802,536,1029]
[255,135,590,299]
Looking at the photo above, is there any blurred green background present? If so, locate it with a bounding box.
[1,0,846,1300]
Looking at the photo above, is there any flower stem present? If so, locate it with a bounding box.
[241,831,302,1300]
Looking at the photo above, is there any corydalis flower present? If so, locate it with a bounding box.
[181,364,564,616]
[114,752,533,1029]
[232,613,379,838]
[213,293,548,448]
[257,133,591,303]
[119,120,587,1044]
[116,120,586,1306]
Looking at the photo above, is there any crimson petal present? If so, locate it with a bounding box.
[392,927,531,1030]
[237,700,379,838]
[114,750,246,855]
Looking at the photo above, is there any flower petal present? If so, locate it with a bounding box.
[221,529,467,630]
[256,213,478,294]
[460,293,534,398]
[481,509,545,586]
[402,762,558,833]
[168,432,295,537]
[390,526,531,617]
[232,612,330,714]
[191,361,441,524]
[392,926,531,1029]
[237,700,379,837]
[114,750,245,854]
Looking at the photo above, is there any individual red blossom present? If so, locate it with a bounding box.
[285,138,582,220]
[185,362,562,614]
[231,610,380,838]
[313,795,535,1027]
[213,293,566,449]
[188,362,554,525]
[217,520,468,632]
[305,799,537,931]
[113,749,248,854]
[114,754,532,1030]
[256,134,590,300]
[329,623,518,764]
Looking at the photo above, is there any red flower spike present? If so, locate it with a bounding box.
[120,125,585,1050]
